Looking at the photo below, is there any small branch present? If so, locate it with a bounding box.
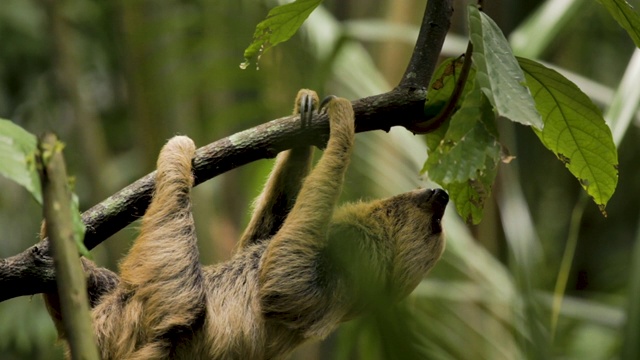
[37,133,100,359]
[0,1,454,302]
[398,0,453,90]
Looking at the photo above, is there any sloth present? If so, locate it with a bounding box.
[44,89,449,359]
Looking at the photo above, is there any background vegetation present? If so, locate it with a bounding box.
[1,0,639,358]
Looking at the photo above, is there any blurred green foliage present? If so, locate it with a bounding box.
[1,0,640,359]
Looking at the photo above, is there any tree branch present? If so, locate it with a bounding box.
[398,0,453,90]
[0,0,454,302]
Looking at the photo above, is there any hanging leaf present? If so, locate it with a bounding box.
[518,57,618,213]
[424,56,475,119]
[423,84,500,224]
[424,56,476,150]
[241,0,323,69]
[598,0,640,48]
[424,85,499,183]
[467,5,543,130]
[446,158,499,225]
[425,120,449,154]
[0,119,42,203]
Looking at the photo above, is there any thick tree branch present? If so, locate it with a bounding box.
[0,0,454,302]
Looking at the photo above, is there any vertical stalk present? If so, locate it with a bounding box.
[38,133,99,360]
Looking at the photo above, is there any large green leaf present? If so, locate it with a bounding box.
[518,58,618,212]
[241,0,323,69]
[0,119,42,203]
[423,84,500,224]
[599,0,640,48]
[467,5,543,130]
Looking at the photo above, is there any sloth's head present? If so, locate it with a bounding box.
[328,188,448,308]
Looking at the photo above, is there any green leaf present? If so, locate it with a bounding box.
[518,57,619,212]
[467,5,543,130]
[0,119,42,203]
[241,0,323,69]
[424,57,475,119]
[598,0,640,48]
[425,119,449,154]
[446,158,498,225]
[423,84,500,224]
[424,85,500,183]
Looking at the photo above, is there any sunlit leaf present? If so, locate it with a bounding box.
[241,0,323,69]
[467,5,543,130]
[0,119,42,203]
[423,84,500,224]
[598,0,640,48]
[518,58,618,213]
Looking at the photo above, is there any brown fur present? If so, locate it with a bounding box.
[44,89,448,359]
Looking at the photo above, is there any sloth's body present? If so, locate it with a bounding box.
[45,90,448,359]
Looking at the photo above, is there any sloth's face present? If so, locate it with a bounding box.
[327,189,448,302]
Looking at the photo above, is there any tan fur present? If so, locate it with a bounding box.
[44,89,448,359]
